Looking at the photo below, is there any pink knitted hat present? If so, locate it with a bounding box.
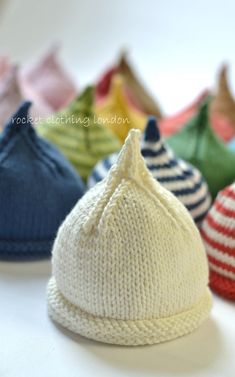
[19,45,77,111]
[0,67,52,129]
[0,67,22,128]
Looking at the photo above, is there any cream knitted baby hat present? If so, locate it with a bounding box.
[47,129,212,346]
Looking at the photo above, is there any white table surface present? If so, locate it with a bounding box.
[0,261,234,377]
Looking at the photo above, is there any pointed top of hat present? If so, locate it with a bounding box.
[109,73,126,102]
[41,43,61,65]
[118,49,129,70]
[3,101,32,134]
[211,64,235,125]
[111,128,150,181]
[219,64,228,84]
[193,94,212,128]
[77,85,93,107]
[0,65,21,94]
[0,67,23,130]
[144,116,161,142]
[83,128,161,234]
[0,66,22,101]
[167,91,235,199]
[215,64,233,105]
[69,86,94,115]
[20,44,76,111]
[0,56,11,80]
[0,101,36,153]
[22,44,61,79]
[117,51,163,119]
[217,64,230,93]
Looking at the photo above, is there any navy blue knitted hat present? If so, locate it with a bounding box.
[0,101,85,261]
[88,117,212,225]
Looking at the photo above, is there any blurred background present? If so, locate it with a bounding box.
[0,0,235,114]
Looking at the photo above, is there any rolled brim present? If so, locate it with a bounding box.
[210,269,235,300]
[47,277,212,346]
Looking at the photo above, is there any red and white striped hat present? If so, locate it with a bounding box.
[201,184,235,300]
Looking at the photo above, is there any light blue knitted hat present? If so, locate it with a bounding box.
[88,117,212,225]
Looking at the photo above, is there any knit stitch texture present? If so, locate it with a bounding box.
[0,102,85,261]
[88,117,211,225]
[201,183,235,300]
[37,86,121,182]
[47,129,212,345]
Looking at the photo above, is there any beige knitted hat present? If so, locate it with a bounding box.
[47,129,212,346]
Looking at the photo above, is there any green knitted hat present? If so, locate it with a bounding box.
[37,86,121,182]
[167,96,235,199]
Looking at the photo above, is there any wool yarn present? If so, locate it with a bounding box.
[95,74,146,143]
[19,45,77,111]
[89,117,211,225]
[47,129,212,346]
[167,96,235,199]
[0,102,85,261]
[201,183,235,300]
[37,86,121,181]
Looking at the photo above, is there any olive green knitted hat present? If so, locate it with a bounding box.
[37,86,121,181]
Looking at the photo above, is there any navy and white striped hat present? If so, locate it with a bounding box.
[88,117,212,225]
